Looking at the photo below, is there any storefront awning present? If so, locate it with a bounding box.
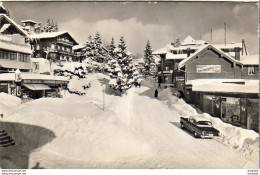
[23,84,51,90]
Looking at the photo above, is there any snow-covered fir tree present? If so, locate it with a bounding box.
[43,18,58,32]
[108,37,116,59]
[84,35,95,60]
[108,36,139,94]
[143,40,154,76]
[93,32,107,63]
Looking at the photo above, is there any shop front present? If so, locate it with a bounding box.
[0,73,69,99]
[22,79,68,99]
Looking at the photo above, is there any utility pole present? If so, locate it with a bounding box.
[224,22,226,46]
[210,28,213,44]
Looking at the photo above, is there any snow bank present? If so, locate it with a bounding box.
[5,75,151,162]
[202,113,259,163]
[0,93,21,117]
[158,88,197,118]
[157,88,259,163]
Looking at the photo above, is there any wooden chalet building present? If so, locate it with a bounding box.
[28,31,78,62]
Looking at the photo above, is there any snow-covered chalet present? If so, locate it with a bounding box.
[153,35,259,132]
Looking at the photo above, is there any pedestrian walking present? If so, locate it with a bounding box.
[154,89,158,98]
[158,76,162,88]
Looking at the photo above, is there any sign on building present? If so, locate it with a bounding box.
[196,65,221,73]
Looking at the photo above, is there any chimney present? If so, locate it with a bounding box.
[234,47,241,61]
[187,48,191,57]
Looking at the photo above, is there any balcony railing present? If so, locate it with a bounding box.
[57,39,74,46]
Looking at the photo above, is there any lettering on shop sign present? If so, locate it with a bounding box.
[196,65,221,73]
[44,80,56,84]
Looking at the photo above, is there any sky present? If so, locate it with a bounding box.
[4,1,259,56]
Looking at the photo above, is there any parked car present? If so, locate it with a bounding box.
[180,115,219,138]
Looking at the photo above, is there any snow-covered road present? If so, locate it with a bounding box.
[128,86,257,168]
[0,74,258,169]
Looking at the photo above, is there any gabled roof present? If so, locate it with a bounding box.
[21,19,37,24]
[181,35,196,45]
[178,44,243,69]
[29,31,78,45]
[0,14,28,36]
[181,35,207,46]
[152,44,174,55]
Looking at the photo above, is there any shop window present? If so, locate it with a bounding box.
[248,66,255,75]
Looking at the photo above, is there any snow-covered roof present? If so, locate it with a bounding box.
[152,44,174,55]
[178,45,243,69]
[166,53,187,60]
[29,31,67,39]
[0,72,69,81]
[214,43,242,49]
[153,40,207,55]
[181,35,207,46]
[181,35,196,45]
[187,79,259,94]
[240,54,259,65]
[0,14,28,36]
[21,19,37,24]
[29,31,78,45]
[73,44,85,51]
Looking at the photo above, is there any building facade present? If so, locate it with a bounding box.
[29,31,78,62]
[153,36,259,132]
[0,14,32,73]
[0,8,70,99]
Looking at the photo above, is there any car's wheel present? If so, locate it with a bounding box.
[181,123,184,129]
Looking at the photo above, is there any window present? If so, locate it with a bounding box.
[0,51,3,59]
[248,66,255,75]
[24,54,30,62]
[3,51,10,59]
[36,44,40,50]
[51,43,55,50]
[10,52,17,60]
[18,53,24,62]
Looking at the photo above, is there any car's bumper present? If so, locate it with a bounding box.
[201,134,218,138]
